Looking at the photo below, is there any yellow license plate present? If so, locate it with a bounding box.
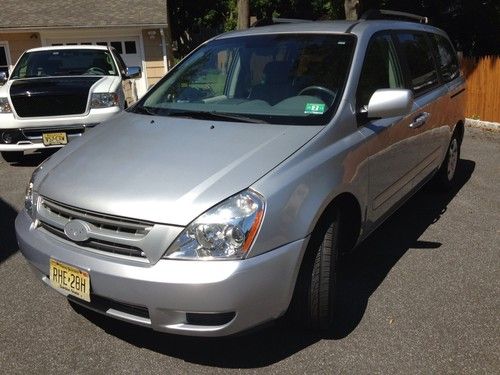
[49,259,90,302]
[42,132,68,146]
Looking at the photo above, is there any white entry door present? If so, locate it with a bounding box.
[46,37,146,97]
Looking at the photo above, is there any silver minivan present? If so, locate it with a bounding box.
[16,15,465,336]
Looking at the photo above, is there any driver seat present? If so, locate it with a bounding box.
[248,61,294,105]
[92,57,111,73]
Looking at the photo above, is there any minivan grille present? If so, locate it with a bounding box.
[37,197,153,258]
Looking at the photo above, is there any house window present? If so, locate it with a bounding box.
[124,41,137,54]
[96,42,107,46]
[0,44,10,78]
[110,41,123,54]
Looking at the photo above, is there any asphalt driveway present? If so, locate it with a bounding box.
[0,128,498,374]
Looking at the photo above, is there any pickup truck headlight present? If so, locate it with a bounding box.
[0,98,12,113]
[164,190,265,260]
[91,93,119,108]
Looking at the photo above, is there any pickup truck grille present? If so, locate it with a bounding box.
[11,94,88,117]
[9,76,100,118]
[37,197,152,258]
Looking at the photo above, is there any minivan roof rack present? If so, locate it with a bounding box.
[252,18,312,27]
[360,9,429,24]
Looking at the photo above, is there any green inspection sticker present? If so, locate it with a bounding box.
[304,103,326,115]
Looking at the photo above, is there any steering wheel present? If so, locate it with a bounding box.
[298,86,337,105]
[85,67,107,75]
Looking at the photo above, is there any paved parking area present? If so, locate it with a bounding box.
[0,128,498,374]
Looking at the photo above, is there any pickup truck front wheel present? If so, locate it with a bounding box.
[1,151,23,163]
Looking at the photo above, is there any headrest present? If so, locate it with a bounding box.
[263,61,292,84]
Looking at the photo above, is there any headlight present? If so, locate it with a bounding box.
[25,181,35,218]
[164,190,265,260]
[25,162,46,219]
[91,93,119,108]
[0,97,12,113]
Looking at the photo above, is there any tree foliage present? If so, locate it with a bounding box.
[167,0,499,57]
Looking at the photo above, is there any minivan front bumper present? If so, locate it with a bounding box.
[16,210,307,337]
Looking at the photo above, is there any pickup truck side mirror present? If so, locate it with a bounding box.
[124,66,142,80]
[366,89,413,119]
[0,72,7,85]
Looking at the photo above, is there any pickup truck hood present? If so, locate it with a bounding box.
[38,113,321,225]
[3,75,118,96]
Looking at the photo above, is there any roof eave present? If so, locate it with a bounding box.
[0,24,168,32]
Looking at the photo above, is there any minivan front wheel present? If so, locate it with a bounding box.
[291,212,340,331]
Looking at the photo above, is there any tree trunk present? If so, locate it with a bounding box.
[237,0,250,29]
[344,0,360,20]
[164,0,175,70]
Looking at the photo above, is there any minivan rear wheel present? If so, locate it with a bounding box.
[290,211,340,331]
[1,151,23,163]
[433,132,461,191]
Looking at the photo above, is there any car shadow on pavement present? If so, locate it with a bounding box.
[9,150,57,168]
[0,198,19,263]
[71,159,475,368]
[329,159,475,340]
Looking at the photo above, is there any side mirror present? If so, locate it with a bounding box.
[0,72,7,85]
[125,66,142,79]
[366,89,413,119]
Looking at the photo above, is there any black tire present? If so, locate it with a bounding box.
[1,151,23,163]
[290,211,340,330]
[433,131,461,191]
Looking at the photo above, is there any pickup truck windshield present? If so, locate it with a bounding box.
[135,34,355,125]
[11,49,118,79]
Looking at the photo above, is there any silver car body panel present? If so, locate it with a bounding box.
[36,112,323,226]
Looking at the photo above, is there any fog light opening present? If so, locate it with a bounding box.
[1,132,13,144]
[185,312,236,326]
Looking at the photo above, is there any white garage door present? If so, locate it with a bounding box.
[46,37,146,97]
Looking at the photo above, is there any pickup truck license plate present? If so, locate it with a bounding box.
[42,132,68,146]
[49,259,90,302]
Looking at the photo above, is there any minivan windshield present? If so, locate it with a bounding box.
[11,49,118,79]
[135,34,355,125]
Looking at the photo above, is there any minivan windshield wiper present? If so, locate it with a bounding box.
[133,106,158,116]
[166,110,268,124]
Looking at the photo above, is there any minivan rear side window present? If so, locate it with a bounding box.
[428,33,460,83]
[396,32,439,95]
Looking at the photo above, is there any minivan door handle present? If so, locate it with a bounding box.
[409,112,430,129]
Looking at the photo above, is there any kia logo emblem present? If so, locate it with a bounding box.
[64,220,91,242]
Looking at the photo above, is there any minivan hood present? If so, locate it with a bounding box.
[39,113,322,225]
